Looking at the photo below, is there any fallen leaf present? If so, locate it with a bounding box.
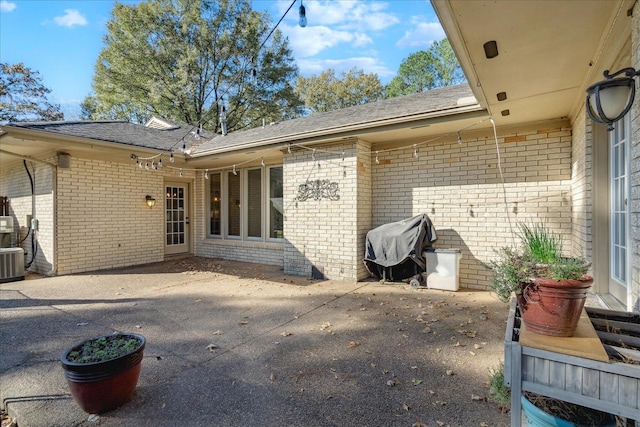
[434,400,446,406]
[437,421,445,426]
[386,379,400,387]
[239,321,249,325]
[270,373,276,382]
[412,379,423,386]
[76,322,89,326]
[474,343,482,349]
[480,423,489,427]
[206,344,218,352]
[469,351,476,356]
[471,394,483,401]
[446,369,455,376]
[422,326,432,334]
[320,322,331,330]
[280,331,292,336]
[213,330,224,335]
[403,403,411,411]
[347,341,360,348]
[87,414,100,422]
[429,390,436,395]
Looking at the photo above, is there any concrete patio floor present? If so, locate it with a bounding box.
[1,257,511,426]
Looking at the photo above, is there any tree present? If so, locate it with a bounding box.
[385,39,465,98]
[0,63,64,123]
[295,68,383,114]
[84,0,303,133]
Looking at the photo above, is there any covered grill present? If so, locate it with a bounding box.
[363,214,437,284]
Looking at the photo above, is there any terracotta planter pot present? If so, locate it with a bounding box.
[60,333,145,414]
[516,276,593,337]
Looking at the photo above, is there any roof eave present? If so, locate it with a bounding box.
[193,103,485,157]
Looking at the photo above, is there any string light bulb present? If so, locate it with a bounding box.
[139,161,143,169]
[170,152,174,163]
[341,151,345,161]
[299,0,307,27]
[145,162,149,170]
[288,143,292,154]
[233,165,237,175]
[457,131,462,144]
[179,168,183,177]
[158,157,163,168]
[312,149,316,161]
[204,169,209,179]
[261,157,265,167]
[413,144,418,159]
[151,160,156,170]
[375,151,379,164]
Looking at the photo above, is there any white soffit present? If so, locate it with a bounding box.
[433,0,631,127]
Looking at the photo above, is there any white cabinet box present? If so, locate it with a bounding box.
[422,248,462,291]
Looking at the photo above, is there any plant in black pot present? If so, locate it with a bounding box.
[60,333,145,414]
[485,223,592,337]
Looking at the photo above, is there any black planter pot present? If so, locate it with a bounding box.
[60,333,145,414]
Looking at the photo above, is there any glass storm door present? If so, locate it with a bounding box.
[165,183,189,255]
[609,114,630,304]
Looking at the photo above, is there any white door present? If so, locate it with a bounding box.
[608,114,630,305]
[165,183,190,255]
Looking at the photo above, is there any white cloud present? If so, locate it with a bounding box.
[298,57,395,80]
[285,24,355,58]
[0,1,16,12]
[396,20,445,49]
[53,9,87,27]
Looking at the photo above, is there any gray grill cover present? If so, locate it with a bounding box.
[364,214,437,271]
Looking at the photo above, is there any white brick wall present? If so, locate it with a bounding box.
[631,9,640,312]
[56,157,166,274]
[0,158,54,274]
[371,123,574,290]
[283,142,364,281]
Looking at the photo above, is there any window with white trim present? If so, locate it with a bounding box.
[207,166,284,241]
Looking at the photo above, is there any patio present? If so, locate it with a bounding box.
[1,257,510,426]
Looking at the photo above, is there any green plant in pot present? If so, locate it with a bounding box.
[60,333,145,414]
[485,223,592,337]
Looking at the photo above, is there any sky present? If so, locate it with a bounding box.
[0,0,445,119]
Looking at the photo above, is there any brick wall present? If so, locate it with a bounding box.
[56,157,166,274]
[371,122,573,290]
[0,159,54,274]
[283,142,363,281]
[631,8,640,312]
[570,109,592,261]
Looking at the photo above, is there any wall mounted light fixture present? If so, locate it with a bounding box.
[586,67,639,131]
[145,195,156,208]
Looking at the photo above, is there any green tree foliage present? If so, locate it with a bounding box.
[295,68,384,114]
[385,39,465,98]
[0,63,64,123]
[84,0,303,132]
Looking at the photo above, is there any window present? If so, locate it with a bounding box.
[227,171,241,237]
[268,166,283,239]
[246,168,262,238]
[207,166,284,242]
[209,173,221,235]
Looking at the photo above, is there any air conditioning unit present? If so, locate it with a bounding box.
[0,248,25,283]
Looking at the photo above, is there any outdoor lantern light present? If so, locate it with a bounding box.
[145,195,156,208]
[299,0,307,27]
[586,67,639,131]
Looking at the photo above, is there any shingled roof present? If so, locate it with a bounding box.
[2,84,478,157]
[4,118,213,152]
[193,84,478,156]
